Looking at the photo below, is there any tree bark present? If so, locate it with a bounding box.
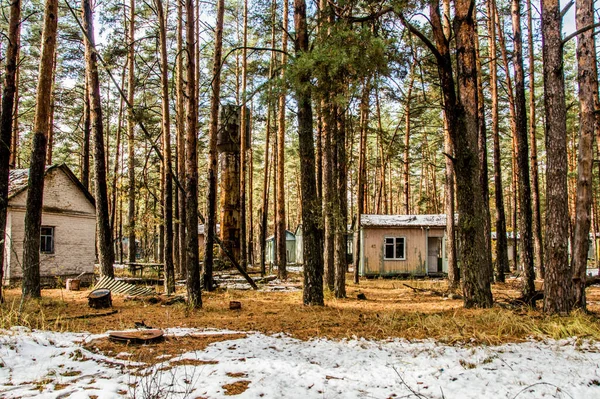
[46,52,57,165]
[8,43,20,170]
[403,72,412,215]
[294,0,324,305]
[526,0,544,279]
[276,0,288,279]
[176,0,186,277]
[127,0,136,265]
[185,0,201,307]
[155,0,175,294]
[0,0,21,302]
[83,0,115,278]
[22,0,59,298]
[334,106,347,298]
[571,0,597,309]
[353,78,369,284]
[453,0,493,307]
[82,75,90,190]
[511,0,535,300]
[203,0,225,291]
[487,0,509,283]
[239,0,248,269]
[322,97,334,291]
[474,13,493,286]
[541,0,572,314]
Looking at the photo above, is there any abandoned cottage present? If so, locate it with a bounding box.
[359,214,448,277]
[2,164,96,285]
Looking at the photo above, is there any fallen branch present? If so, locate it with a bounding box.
[47,309,118,323]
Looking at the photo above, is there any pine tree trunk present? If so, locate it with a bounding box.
[260,100,272,276]
[294,0,324,306]
[541,0,572,314]
[276,0,288,279]
[46,52,57,165]
[474,14,493,286]
[526,0,544,279]
[8,42,19,170]
[110,71,125,239]
[176,0,186,277]
[511,0,535,301]
[322,99,335,291]
[127,0,136,265]
[0,0,21,302]
[83,0,114,278]
[185,0,201,307]
[487,0,509,283]
[453,0,493,307]
[22,0,58,298]
[203,0,225,291]
[82,76,90,190]
[334,107,347,298]
[353,78,369,284]
[239,0,248,269]
[403,73,412,215]
[571,0,597,309]
[155,0,174,294]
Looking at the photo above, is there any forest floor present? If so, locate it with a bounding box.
[2,274,600,398]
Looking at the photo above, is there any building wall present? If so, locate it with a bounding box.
[4,168,96,283]
[360,227,445,276]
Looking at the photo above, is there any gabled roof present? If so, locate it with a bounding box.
[361,214,447,228]
[9,164,95,206]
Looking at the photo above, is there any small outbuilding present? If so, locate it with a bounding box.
[359,214,447,277]
[2,164,96,285]
[265,230,296,265]
[295,224,354,265]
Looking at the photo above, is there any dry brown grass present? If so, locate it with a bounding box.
[2,274,600,347]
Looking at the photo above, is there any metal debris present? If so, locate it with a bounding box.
[95,276,156,297]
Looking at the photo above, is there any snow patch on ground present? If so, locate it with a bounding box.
[1,327,599,398]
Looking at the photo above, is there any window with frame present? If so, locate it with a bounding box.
[40,226,54,254]
[384,237,405,260]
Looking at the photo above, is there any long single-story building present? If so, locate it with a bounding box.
[2,164,96,285]
[359,214,448,277]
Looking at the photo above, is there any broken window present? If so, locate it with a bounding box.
[40,226,54,254]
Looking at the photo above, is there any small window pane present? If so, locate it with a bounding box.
[396,238,405,259]
[40,226,54,254]
[385,242,394,259]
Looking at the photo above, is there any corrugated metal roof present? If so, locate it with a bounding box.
[361,214,447,228]
[95,276,156,296]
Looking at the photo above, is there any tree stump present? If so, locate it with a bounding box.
[88,289,112,309]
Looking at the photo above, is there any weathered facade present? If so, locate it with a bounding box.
[266,230,296,264]
[359,214,447,277]
[2,164,96,285]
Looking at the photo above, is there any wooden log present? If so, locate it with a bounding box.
[88,288,112,309]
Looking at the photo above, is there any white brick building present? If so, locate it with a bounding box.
[2,164,96,285]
